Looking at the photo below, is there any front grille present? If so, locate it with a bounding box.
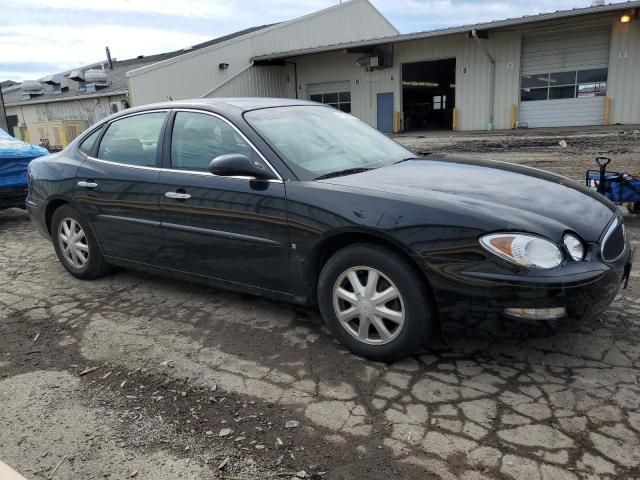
[602,218,625,262]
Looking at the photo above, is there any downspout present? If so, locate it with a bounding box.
[471,29,496,131]
[201,61,254,98]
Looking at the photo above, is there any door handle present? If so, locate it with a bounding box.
[165,191,191,200]
[77,181,98,188]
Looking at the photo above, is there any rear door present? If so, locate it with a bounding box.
[158,109,290,293]
[74,110,167,264]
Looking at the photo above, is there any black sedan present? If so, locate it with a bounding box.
[27,98,633,361]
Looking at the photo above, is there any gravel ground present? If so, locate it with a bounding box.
[1,128,639,480]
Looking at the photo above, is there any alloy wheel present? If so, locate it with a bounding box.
[58,217,89,268]
[332,266,405,345]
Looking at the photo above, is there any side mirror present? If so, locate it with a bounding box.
[207,153,274,180]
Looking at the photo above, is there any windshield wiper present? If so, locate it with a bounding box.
[314,168,374,180]
[394,156,420,164]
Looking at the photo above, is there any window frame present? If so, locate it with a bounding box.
[77,125,105,157]
[79,109,170,169]
[96,110,168,168]
[309,90,352,113]
[163,108,283,181]
[520,68,608,103]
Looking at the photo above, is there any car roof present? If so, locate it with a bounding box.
[119,97,320,117]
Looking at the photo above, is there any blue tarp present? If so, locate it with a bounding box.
[0,128,49,188]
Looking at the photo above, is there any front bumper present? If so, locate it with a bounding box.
[431,242,633,324]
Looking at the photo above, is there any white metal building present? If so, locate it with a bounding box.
[255,1,640,132]
[128,0,640,133]
[126,0,399,105]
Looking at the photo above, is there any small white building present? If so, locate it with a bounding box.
[128,0,640,133]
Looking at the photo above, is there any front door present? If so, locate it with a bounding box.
[74,111,167,264]
[377,92,394,134]
[158,110,290,293]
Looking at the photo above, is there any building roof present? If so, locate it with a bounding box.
[252,0,640,61]
[2,24,275,107]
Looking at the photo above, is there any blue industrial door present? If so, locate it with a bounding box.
[377,92,393,133]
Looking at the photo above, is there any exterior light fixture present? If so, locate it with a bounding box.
[218,63,229,70]
[620,14,632,23]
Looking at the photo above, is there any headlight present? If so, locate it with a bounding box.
[480,233,563,269]
[563,234,585,261]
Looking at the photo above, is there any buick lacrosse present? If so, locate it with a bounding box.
[28,98,633,361]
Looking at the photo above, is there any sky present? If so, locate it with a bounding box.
[0,0,629,82]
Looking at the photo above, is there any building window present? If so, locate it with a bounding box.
[310,91,351,113]
[521,68,608,102]
[432,95,447,110]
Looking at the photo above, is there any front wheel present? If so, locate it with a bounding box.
[51,205,111,280]
[317,244,436,362]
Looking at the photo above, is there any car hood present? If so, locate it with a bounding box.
[320,155,615,242]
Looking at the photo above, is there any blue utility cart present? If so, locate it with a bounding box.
[0,128,48,210]
[586,157,640,214]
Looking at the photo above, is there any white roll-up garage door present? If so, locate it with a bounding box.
[519,27,611,128]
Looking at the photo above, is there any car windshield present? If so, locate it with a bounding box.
[244,105,415,180]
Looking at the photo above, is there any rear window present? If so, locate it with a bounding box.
[97,112,166,167]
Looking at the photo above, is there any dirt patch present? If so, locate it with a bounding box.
[396,127,640,183]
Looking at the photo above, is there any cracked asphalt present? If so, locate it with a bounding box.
[1,130,640,480]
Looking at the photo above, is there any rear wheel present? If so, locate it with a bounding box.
[318,244,435,362]
[52,205,110,279]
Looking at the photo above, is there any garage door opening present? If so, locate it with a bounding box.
[402,59,456,131]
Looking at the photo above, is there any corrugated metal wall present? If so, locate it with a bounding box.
[608,18,640,125]
[128,0,398,106]
[292,30,522,131]
[293,49,396,127]
[292,12,640,131]
[394,31,521,131]
[248,0,398,57]
[126,5,639,130]
[6,95,125,129]
[208,65,289,98]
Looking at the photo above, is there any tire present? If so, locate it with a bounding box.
[317,243,436,362]
[51,204,111,280]
[630,202,640,214]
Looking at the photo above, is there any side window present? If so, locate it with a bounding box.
[170,111,255,171]
[97,112,166,167]
[78,127,103,155]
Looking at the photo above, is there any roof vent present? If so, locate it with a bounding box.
[20,80,43,94]
[69,69,84,81]
[591,0,605,6]
[83,69,110,90]
[40,74,60,85]
[84,69,109,84]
